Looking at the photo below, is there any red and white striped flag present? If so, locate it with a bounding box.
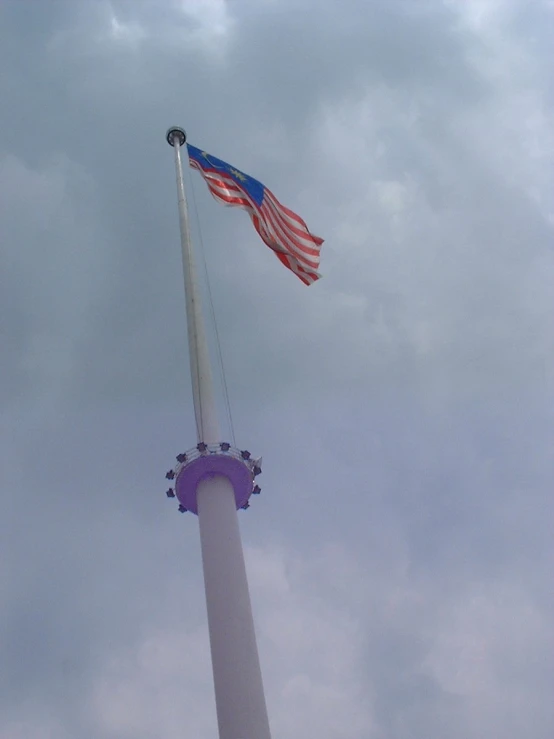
[187,144,323,285]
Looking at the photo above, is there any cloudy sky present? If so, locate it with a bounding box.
[1,0,553,737]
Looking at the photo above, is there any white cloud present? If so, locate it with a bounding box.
[90,543,376,739]
[92,625,217,738]
[178,0,233,37]
[87,539,553,738]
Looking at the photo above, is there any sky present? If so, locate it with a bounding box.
[1,0,553,737]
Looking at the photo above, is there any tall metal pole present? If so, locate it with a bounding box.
[166,127,272,739]
[170,127,218,444]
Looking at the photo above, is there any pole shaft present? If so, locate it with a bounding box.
[198,476,272,739]
[172,139,219,443]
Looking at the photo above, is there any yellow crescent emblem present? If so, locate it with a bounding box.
[201,151,225,170]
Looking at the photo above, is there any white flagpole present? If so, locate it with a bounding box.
[166,127,272,739]
[169,127,218,443]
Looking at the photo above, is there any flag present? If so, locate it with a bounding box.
[187,144,323,285]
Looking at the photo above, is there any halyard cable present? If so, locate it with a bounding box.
[188,168,237,447]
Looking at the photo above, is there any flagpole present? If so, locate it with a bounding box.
[166,127,272,739]
[169,127,218,443]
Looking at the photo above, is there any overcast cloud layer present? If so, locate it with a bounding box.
[1,1,553,737]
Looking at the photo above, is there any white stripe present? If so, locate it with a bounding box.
[203,173,319,269]
[264,190,320,240]
[259,205,320,268]
[194,164,321,246]
[263,206,321,263]
[192,166,322,280]
[263,193,322,254]
[277,253,320,284]
[203,172,319,257]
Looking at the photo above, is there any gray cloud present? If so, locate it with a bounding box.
[1,0,553,737]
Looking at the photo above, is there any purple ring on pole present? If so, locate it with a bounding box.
[170,444,258,515]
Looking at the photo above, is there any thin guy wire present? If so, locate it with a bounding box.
[176,142,204,441]
[188,168,237,447]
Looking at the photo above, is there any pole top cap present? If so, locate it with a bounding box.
[166,127,187,147]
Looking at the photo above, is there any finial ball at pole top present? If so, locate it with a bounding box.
[166,126,187,147]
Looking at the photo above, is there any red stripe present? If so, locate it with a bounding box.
[264,191,323,245]
[206,173,320,268]
[253,217,320,283]
[190,158,322,284]
[261,201,321,259]
[274,252,319,285]
[263,195,321,250]
[203,170,321,264]
[258,204,320,269]
[252,217,320,283]
[200,171,320,258]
